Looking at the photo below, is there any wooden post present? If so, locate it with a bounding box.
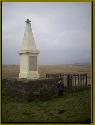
[82,75,84,88]
[85,73,87,87]
[80,74,82,88]
[76,75,78,89]
[46,74,47,78]
[75,75,76,90]
[46,74,49,78]
[82,74,84,89]
[78,74,79,89]
[81,75,83,88]
[60,74,61,78]
[67,74,69,90]
[73,75,74,89]
[63,75,64,83]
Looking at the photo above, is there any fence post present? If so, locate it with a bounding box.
[60,74,62,78]
[46,73,48,78]
[75,75,76,90]
[67,74,70,90]
[80,74,82,88]
[81,74,83,88]
[85,73,87,87]
[78,74,79,89]
[83,75,84,88]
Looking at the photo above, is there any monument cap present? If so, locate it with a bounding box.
[25,19,31,23]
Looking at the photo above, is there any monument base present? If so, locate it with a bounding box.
[19,71,40,79]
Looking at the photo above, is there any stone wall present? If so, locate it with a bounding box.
[2,78,88,102]
[2,78,58,101]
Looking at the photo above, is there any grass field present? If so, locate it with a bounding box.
[2,64,90,79]
[2,64,91,123]
[2,88,91,123]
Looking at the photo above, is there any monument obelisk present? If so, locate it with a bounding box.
[19,19,40,79]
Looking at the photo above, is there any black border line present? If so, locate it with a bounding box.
[1,121,93,124]
[1,1,93,124]
[91,1,93,123]
[1,0,2,124]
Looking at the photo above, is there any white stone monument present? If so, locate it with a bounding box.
[19,19,40,79]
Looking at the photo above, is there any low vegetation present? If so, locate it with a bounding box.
[2,88,91,123]
[2,64,91,123]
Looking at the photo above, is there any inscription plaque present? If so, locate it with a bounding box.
[29,56,37,71]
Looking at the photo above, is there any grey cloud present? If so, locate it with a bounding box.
[2,2,91,64]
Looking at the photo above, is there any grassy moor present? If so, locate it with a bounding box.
[2,64,91,123]
[2,64,90,79]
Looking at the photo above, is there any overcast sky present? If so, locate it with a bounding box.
[2,2,91,65]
